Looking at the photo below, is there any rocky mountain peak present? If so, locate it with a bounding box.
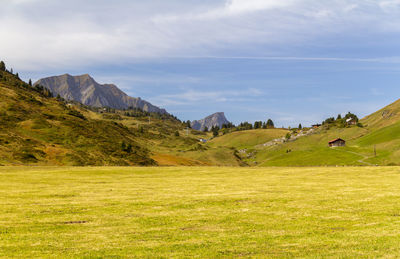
[34,74,167,114]
[191,112,230,131]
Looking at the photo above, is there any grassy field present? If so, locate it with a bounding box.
[2,167,400,257]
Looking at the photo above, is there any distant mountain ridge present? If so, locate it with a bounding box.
[35,74,167,114]
[191,112,230,131]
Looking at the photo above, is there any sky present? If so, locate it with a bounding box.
[2,0,400,126]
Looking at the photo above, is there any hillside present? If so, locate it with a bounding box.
[35,74,167,113]
[362,98,400,130]
[0,66,244,166]
[232,99,400,166]
[0,70,158,166]
[203,97,400,166]
[208,128,289,149]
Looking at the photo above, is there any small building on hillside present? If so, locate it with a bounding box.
[329,138,346,147]
[312,124,322,129]
[346,118,357,125]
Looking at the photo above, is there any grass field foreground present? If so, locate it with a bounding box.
[2,166,400,257]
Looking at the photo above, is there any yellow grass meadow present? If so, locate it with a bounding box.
[2,166,400,257]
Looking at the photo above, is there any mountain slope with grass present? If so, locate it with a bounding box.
[208,129,289,150]
[202,98,400,166]
[0,63,244,166]
[0,69,157,166]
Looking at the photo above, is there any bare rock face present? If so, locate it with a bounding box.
[191,112,230,131]
[35,74,167,114]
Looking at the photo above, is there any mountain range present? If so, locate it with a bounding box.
[35,74,167,114]
[191,112,230,131]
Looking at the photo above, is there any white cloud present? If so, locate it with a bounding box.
[226,0,295,15]
[2,0,400,70]
[149,88,265,107]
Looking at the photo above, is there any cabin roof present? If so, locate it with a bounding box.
[329,138,345,144]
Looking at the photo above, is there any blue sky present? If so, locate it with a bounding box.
[2,0,400,126]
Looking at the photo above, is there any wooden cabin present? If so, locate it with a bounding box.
[329,138,346,147]
[312,124,321,129]
[346,118,357,125]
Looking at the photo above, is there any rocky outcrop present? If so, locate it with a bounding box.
[191,112,230,131]
[35,74,167,114]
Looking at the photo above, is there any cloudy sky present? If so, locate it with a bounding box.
[2,0,400,126]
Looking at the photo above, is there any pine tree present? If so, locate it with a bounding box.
[298,123,302,129]
[29,79,32,86]
[212,126,219,137]
[266,119,274,128]
[0,61,5,71]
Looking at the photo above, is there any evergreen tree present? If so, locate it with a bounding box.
[203,126,208,132]
[262,122,267,129]
[0,61,5,71]
[213,128,219,137]
[28,79,32,86]
[266,119,274,128]
[126,143,132,153]
[254,121,262,129]
[298,123,302,129]
[337,114,342,120]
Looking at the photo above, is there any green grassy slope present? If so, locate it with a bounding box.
[212,97,400,166]
[0,68,244,166]
[254,127,371,166]
[3,166,400,257]
[362,98,400,130]
[0,70,155,166]
[208,128,289,149]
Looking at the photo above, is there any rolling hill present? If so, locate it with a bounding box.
[0,65,244,166]
[0,70,156,166]
[208,128,289,150]
[213,98,400,166]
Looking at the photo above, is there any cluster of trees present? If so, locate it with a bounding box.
[221,122,235,129]
[210,125,220,137]
[236,119,275,131]
[253,119,274,129]
[322,112,361,128]
[122,107,179,121]
[201,118,276,138]
[33,84,53,98]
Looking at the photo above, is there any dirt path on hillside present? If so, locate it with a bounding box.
[334,149,374,166]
